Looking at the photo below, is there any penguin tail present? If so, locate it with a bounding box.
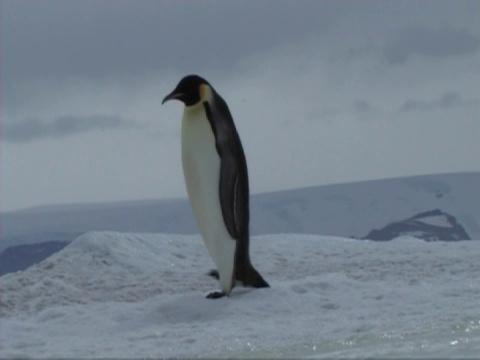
[238,264,270,288]
[207,266,270,288]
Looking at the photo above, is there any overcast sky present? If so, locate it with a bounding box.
[1,0,480,212]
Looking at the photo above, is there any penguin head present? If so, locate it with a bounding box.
[162,75,210,107]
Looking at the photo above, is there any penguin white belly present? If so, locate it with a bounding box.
[181,105,236,294]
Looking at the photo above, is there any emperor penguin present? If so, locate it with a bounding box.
[162,75,269,299]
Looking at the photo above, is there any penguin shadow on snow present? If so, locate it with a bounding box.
[153,288,269,324]
[154,295,228,324]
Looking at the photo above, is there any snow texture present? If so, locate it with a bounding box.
[1,232,479,358]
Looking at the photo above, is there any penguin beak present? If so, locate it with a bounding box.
[162,91,185,105]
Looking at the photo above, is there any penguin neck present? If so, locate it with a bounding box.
[183,101,205,118]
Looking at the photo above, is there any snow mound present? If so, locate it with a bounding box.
[1,232,214,315]
[1,232,480,358]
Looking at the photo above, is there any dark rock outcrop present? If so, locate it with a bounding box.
[363,209,471,241]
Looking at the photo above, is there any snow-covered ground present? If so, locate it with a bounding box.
[1,232,479,358]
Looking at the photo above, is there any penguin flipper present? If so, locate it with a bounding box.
[218,154,240,239]
[204,101,247,240]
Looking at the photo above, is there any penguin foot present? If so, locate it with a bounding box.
[206,290,226,299]
[207,269,219,280]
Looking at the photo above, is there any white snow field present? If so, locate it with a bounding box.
[1,232,479,358]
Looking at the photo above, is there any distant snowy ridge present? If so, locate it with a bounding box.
[1,172,478,275]
[3,172,479,246]
[1,232,479,358]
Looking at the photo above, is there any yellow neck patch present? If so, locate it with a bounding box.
[199,84,213,103]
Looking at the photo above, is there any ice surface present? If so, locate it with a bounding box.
[1,232,479,358]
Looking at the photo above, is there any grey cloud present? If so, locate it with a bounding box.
[2,0,343,113]
[347,38,376,58]
[353,100,372,113]
[384,24,480,64]
[400,91,479,112]
[2,115,134,143]
[2,1,335,83]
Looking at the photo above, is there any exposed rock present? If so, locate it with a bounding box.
[363,209,471,241]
